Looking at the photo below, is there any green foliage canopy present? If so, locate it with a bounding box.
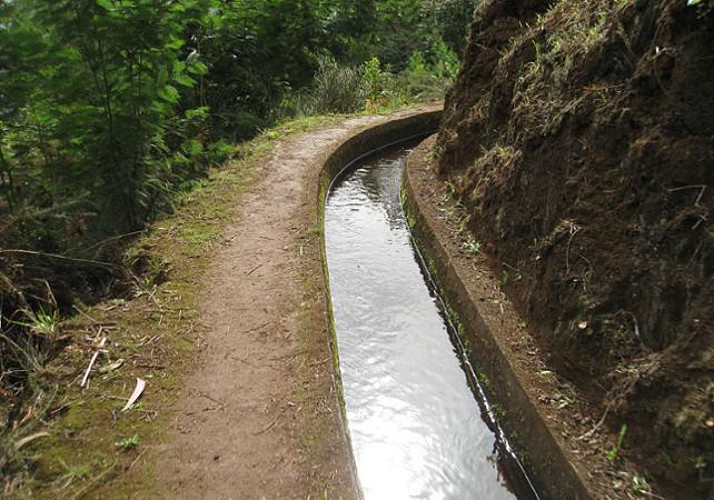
[0,0,476,263]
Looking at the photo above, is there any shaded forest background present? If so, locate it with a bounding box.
[0,0,473,427]
[1,0,473,251]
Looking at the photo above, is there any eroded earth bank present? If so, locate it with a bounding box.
[427,0,713,497]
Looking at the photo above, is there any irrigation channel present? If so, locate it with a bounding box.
[324,141,541,500]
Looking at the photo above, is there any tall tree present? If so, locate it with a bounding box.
[0,0,206,236]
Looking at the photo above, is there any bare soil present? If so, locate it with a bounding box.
[151,113,409,499]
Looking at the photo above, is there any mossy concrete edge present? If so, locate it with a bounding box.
[402,141,594,500]
[312,106,442,498]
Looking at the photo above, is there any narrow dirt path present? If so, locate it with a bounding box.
[152,114,399,499]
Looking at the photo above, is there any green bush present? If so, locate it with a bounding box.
[297,56,366,114]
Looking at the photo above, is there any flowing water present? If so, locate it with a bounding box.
[325,145,539,500]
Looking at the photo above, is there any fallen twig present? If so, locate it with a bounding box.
[577,400,614,441]
[667,184,706,206]
[198,392,225,408]
[127,447,148,471]
[565,223,581,274]
[72,305,98,324]
[0,249,116,269]
[246,262,266,276]
[80,337,107,388]
[254,416,279,436]
[73,230,145,254]
[14,432,50,450]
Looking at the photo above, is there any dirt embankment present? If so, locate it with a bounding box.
[435,0,713,496]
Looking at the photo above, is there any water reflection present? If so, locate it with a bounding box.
[325,147,530,499]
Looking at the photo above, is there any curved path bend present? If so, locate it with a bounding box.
[153,106,440,499]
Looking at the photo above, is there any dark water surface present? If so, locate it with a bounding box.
[325,146,536,500]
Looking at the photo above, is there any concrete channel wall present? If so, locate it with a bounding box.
[402,138,594,500]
